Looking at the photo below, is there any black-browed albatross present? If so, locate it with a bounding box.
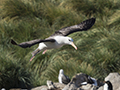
[58,69,70,84]
[104,81,113,90]
[11,18,96,61]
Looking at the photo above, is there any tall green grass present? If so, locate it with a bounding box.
[0,48,33,89]
[0,0,120,89]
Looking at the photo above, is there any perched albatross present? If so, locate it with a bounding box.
[11,18,96,61]
[58,69,70,84]
[104,81,113,90]
[88,76,98,86]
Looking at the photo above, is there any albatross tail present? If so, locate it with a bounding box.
[11,39,18,45]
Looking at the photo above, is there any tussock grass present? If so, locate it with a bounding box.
[0,0,120,88]
[63,0,120,16]
[0,48,33,89]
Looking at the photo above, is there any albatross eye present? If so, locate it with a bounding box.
[68,39,73,42]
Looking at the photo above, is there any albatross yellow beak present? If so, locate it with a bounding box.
[71,42,77,50]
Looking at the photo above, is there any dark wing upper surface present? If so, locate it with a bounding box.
[62,75,70,84]
[50,18,96,36]
[11,39,55,48]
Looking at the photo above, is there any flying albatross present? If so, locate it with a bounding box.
[11,18,96,61]
[58,69,70,84]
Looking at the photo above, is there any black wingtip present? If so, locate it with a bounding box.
[87,17,96,25]
[91,17,96,24]
[91,17,96,20]
[11,39,18,45]
[80,17,96,30]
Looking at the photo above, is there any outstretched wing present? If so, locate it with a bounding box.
[11,39,55,48]
[51,18,96,36]
[11,18,95,48]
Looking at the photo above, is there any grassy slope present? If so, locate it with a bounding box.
[0,0,120,89]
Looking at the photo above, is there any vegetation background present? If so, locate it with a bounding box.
[0,0,120,89]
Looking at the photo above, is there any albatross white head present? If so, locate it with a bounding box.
[59,69,64,74]
[56,36,77,50]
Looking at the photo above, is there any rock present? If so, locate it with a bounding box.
[54,83,66,89]
[81,84,98,90]
[116,87,120,90]
[46,80,66,90]
[63,83,98,90]
[97,86,103,90]
[31,85,48,90]
[105,73,120,90]
[81,84,93,90]
[63,82,78,90]
[10,88,26,90]
[47,80,56,89]
[105,73,120,83]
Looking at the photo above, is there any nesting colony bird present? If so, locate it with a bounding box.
[73,73,97,86]
[104,81,113,90]
[58,69,70,84]
[11,18,96,61]
[88,76,98,86]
